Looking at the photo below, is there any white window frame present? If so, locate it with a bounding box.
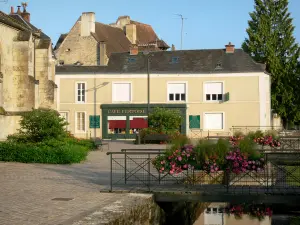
[203,112,225,131]
[167,81,188,102]
[203,81,224,102]
[75,111,87,133]
[75,81,87,103]
[59,111,69,130]
[112,82,132,103]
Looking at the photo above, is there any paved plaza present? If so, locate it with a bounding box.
[0,141,166,225]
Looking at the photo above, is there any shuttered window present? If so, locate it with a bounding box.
[113,83,131,102]
[205,82,223,101]
[189,115,200,129]
[168,83,186,101]
[204,113,223,130]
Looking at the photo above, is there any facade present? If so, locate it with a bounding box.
[0,5,56,140]
[55,43,271,139]
[54,13,169,66]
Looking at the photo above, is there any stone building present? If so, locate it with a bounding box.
[0,4,56,140]
[54,13,169,66]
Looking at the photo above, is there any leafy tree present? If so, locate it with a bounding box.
[242,0,300,127]
[8,108,68,142]
[148,107,182,132]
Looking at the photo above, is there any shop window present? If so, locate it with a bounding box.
[112,83,131,102]
[204,113,224,130]
[168,83,186,101]
[108,116,126,134]
[129,116,148,134]
[204,82,223,101]
[76,82,86,103]
[76,112,86,132]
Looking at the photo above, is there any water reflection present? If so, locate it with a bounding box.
[194,203,271,225]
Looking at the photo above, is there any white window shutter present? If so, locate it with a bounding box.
[113,83,131,102]
[204,113,223,130]
[205,82,223,94]
[168,83,185,93]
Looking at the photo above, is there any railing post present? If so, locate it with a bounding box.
[148,153,151,192]
[124,151,127,184]
[266,153,269,193]
[110,153,112,192]
[158,150,161,185]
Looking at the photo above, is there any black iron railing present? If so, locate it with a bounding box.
[107,148,300,195]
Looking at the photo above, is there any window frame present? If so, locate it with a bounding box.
[112,82,132,103]
[75,81,87,104]
[203,112,225,131]
[203,81,225,103]
[75,111,87,133]
[59,111,69,130]
[167,81,188,102]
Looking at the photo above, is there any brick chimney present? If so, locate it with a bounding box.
[81,12,95,36]
[225,42,235,53]
[130,45,139,55]
[10,6,14,15]
[21,2,30,23]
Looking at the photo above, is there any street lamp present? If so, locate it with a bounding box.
[143,52,154,117]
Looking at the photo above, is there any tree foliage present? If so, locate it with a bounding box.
[7,108,68,142]
[148,107,182,132]
[242,0,300,125]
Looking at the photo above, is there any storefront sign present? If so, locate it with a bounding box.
[108,109,145,114]
[89,115,100,128]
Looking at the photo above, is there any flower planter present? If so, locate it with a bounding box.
[228,171,271,186]
[185,170,224,185]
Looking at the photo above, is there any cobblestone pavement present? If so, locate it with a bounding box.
[0,141,166,225]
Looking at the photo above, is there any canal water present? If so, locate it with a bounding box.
[192,203,300,225]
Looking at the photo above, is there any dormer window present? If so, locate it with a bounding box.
[215,62,222,70]
[171,56,179,64]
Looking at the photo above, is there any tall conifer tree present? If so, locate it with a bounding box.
[242,0,300,126]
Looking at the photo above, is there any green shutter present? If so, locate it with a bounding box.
[89,115,100,128]
[189,115,200,129]
[224,92,230,102]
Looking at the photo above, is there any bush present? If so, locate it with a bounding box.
[7,108,68,142]
[0,140,89,164]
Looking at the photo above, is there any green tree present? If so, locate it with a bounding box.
[242,0,300,127]
[8,108,68,142]
[148,107,182,133]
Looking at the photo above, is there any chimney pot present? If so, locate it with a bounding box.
[10,6,14,14]
[130,46,139,55]
[225,42,235,53]
[17,6,21,14]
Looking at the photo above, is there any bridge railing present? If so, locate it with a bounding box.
[107,149,300,195]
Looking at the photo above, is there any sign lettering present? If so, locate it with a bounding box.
[108,109,145,114]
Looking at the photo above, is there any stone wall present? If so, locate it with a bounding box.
[56,22,100,65]
[0,115,21,140]
[70,193,164,225]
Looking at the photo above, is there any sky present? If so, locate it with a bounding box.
[1,0,300,50]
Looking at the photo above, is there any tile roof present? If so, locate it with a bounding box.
[56,49,266,74]
[0,11,50,41]
[92,22,132,57]
[54,33,68,50]
[131,20,169,49]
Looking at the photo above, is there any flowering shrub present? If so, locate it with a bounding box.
[254,136,281,147]
[225,203,272,221]
[203,155,220,173]
[226,149,264,174]
[152,145,195,174]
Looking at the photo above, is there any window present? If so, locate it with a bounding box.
[108,116,126,134]
[204,113,224,130]
[113,83,131,102]
[76,82,86,103]
[171,56,179,64]
[168,83,186,101]
[204,82,223,101]
[59,112,68,130]
[76,112,86,132]
[189,115,200,129]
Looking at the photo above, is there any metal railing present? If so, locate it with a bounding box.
[107,142,300,195]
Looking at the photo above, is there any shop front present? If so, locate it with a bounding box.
[101,104,187,139]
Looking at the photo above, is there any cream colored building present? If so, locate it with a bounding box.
[55,43,271,139]
[0,5,56,140]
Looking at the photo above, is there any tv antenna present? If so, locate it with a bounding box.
[175,14,187,50]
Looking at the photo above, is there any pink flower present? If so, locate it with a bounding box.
[177,156,182,161]
[187,154,190,157]
[161,167,164,171]
[160,161,165,164]
[170,170,174,174]
[183,164,188,169]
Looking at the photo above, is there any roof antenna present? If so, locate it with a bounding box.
[175,14,187,50]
